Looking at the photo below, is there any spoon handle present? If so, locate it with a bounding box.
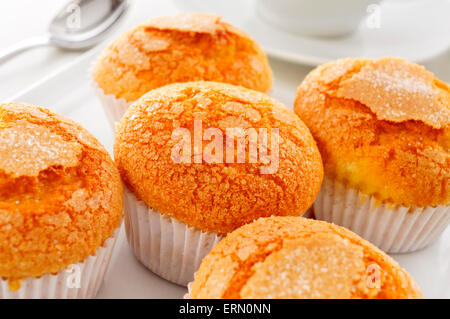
[0,34,51,65]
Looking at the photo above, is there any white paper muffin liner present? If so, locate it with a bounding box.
[124,187,223,286]
[91,79,132,129]
[0,227,120,299]
[314,177,450,253]
[184,282,192,299]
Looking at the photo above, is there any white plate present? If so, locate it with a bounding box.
[173,0,450,66]
[8,43,450,300]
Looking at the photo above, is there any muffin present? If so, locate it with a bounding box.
[93,13,273,127]
[294,57,450,253]
[189,216,423,299]
[0,103,123,298]
[114,81,323,286]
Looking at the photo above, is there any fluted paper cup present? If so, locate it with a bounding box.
[184,282,192,299]
[314,177,450,253]
[92,81,132,129]
[124,187,223,286]
[0,227,120,299]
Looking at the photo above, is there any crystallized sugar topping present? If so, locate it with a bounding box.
[0,122,81,177]
[222,101,262,122]
[144,13,224,34]
[132,29,170,52]
[339,58,449,128]
[320,58,357,85]
[240,236,367,299]
[64,188,103,212]
[58,121,103,151]
[2,103,49,120]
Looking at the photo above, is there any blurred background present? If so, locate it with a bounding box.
[0,0,449,100]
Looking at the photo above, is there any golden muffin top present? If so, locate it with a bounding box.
[191,216,423,299]
[93,13,272,102]
[0,103,122,282]
[294,57,450,207]
[114,81,323,234]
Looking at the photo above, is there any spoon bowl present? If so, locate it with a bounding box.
[49,0,128,50]
[0,0,128,64]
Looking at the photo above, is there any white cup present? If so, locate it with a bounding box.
[256,0,381,37]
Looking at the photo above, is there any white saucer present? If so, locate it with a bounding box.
[173,0,450,66]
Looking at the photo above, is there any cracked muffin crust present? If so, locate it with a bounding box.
[190,216,423,299]
[294,57,449,207]
[93,13,273,103]
[0,103,123,282]
[114,81,323,234]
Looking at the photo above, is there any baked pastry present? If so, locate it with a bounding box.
[294,57,450,253]
[189,216,423,299]
[114,81,323,286]
[93,13,273,127]
[0,102,123,298]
